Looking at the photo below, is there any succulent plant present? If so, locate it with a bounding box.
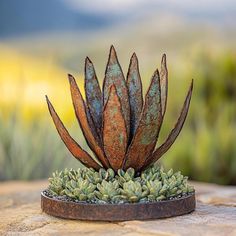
[120,180,148,203]
[65,178,96,201]
[48,171,66,196]
[116,168,136,185]
[47,165,194,204]
[46,46,193,172]
[95,180,121,203]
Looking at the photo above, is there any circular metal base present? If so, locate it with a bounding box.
[41,191,195,221]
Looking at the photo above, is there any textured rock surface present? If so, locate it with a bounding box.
[0,180,236,236]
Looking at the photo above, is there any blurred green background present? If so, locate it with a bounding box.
[0,0,236,185]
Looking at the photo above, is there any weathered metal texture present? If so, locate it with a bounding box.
[85,57,103,136]
[160,54,168,117]
[103,85,128,171]
[103,45,130,139]
[123,70,162,170]
[45,96,101,170]
[41,191,196,221]
[126,53,143,140]
[68,75,110,168]
[46,48,194,172]
[143,80,193,169]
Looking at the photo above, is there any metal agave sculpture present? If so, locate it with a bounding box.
[46,46,193,172]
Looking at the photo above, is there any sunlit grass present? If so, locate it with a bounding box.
[0,44,86,123]
[0,45,86,180]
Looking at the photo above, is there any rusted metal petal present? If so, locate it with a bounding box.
[103,85,128,171]
[143,80,193,169]
[127,53,143,140]
[45,96,101,170]
[68,74,110,168]
[160,54,168,117]
[85,57,103,135]
[103,45,130,139]
[69,74,100,145]
[123,69,162,171]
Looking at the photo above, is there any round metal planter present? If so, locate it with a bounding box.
[41,191,195,221]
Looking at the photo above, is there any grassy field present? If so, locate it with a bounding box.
[0,42,236,185]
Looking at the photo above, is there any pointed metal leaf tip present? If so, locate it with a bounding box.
[126,51,143,140]
[68,73,74,84]
[103,45,130,139]
[109,45,117,63]
[129,52,138,70]
[161,53,166,64]
[131,52,137,60]
[84,56,103,135]
[85,56,92,64]
[103,84,128,171]
[110,45,116,53]
[124,69,162,171]
[143,80,194,169]
[45,96,101,170]
[85,57,94,75]
[69,74,110,168]
[160,53,168,118]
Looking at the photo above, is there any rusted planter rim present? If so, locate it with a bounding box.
[41,191,195,221]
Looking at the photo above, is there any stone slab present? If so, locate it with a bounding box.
[0,180,236,236]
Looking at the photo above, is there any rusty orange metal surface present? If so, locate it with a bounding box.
[103,46,130,139]
[68,75,110,168]
[46,96,101,170]
[143,80,193,169]
[103,85,128,171]
[160,54,168,118]
[41,191,196,221]
[123,69,162,170]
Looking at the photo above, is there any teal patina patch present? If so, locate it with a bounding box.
[85,58,103,133]
[86,62,94,79]
[108,63,122,77]
[127,54,143,138]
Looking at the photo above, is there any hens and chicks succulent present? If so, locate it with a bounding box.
[48,165,194,204]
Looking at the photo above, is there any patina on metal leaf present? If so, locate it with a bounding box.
[46,96,101,170]
[123,69,162,171]
[143,80,193,169]
[103,45,130,139]
[85,57,103,136]
[103,85,128,171]
[160,54,168,117]
[127,53,143,140]
[68,74,110,168]
[46,48,193,172]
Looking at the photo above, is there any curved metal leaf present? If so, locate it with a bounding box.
[85,57,103,135]
[127,53,143,140]
[123,69,162,171]
[160,54,168,117]
[103,45,130,139]
[68,74,110,168]
[46,96,101,170]
[103,85,128,171]
[143,80,193,169]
